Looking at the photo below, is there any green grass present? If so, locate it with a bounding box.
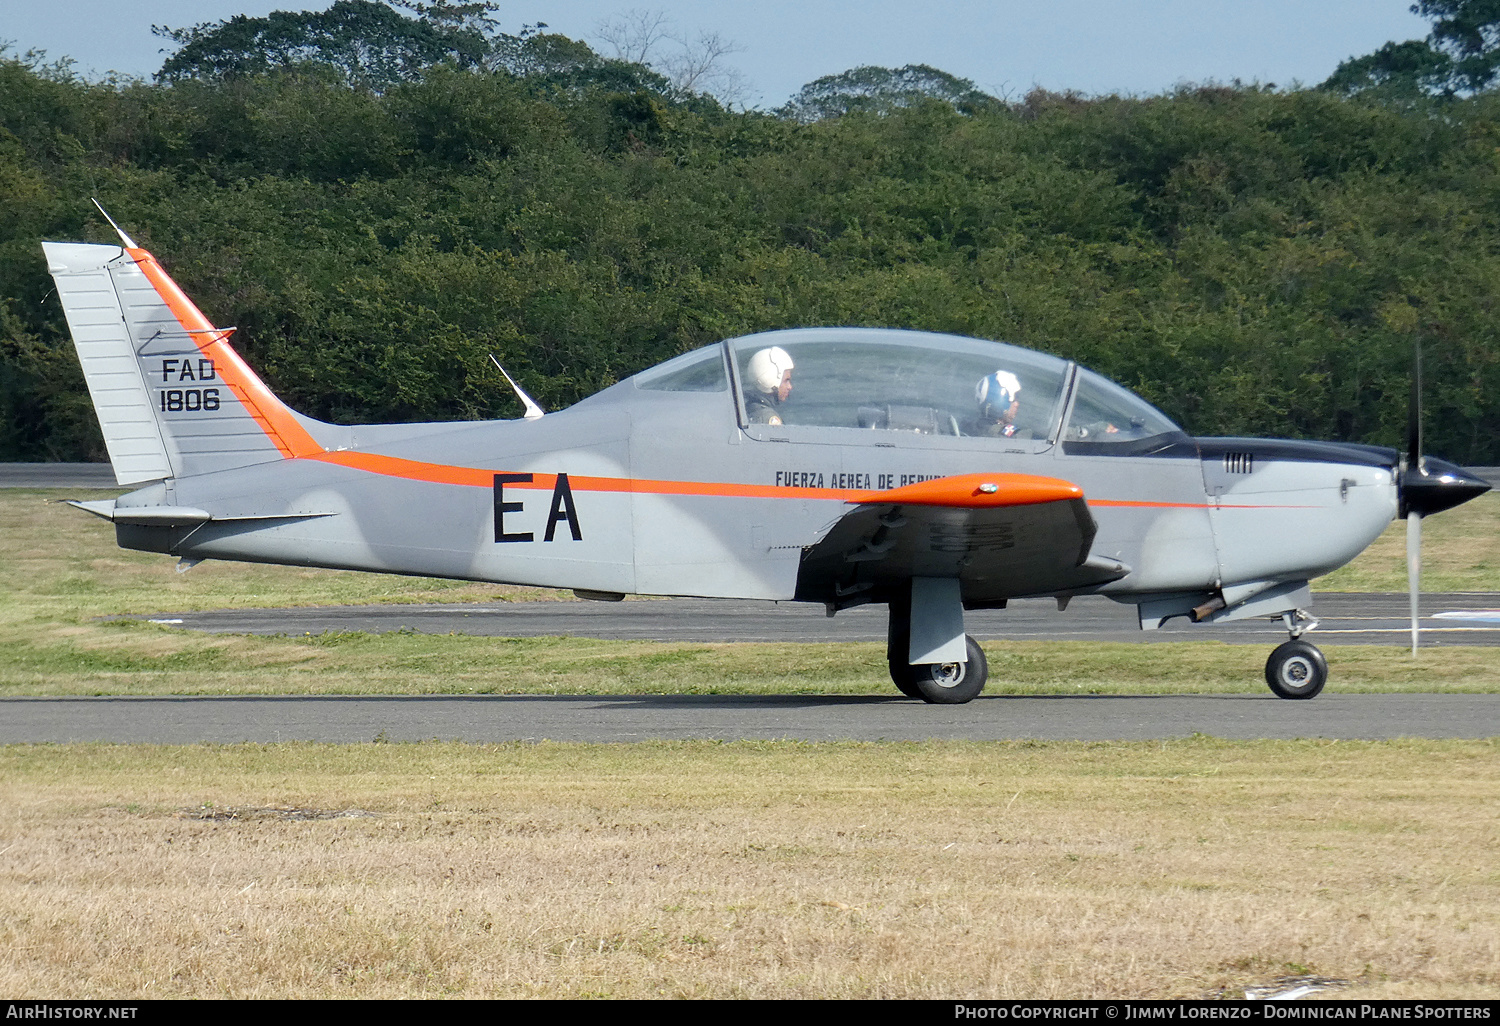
[2,488,1497,697]
[6,618,1500,697]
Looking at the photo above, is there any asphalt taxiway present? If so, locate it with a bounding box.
[3,693,1497,744]
[131,592,1500,646]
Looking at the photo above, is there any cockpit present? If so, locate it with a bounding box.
[631,328,1188,454]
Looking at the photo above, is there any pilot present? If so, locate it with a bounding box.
[971,370,1029,438]
[745,346,794,426]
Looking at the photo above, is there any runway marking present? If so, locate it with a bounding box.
[1309,626,1500,634]
[1434,610,1500,623]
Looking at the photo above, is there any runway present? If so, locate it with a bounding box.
[132,592,1500,646]
[3,693,1497,744]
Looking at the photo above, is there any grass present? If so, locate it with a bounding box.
[1318,491,1500,592]
[8,622,1500,697]
[1,738,1495,999]
[2,496,1496,1000]
[2,489,1498,697]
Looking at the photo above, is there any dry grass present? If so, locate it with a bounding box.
[1,739,1496,999]
[5,490,1498,1000]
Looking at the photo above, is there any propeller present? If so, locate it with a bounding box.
[1396,341,1492,655]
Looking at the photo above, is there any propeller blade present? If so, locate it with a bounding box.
[1406,511,1421,656]
[1407,341,1423,476]
[1405,342,1423,657]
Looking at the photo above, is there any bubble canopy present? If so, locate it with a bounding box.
[632,328,1185,450]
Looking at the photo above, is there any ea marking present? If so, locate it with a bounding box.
[157,359,220,414]
[493,473,583,544]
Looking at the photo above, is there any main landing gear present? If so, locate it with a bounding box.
[1265,609,1326,700]
[887,586,989,704]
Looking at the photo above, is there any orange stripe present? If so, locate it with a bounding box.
[1091,499,1215,509]
[310,450,494,487]
[308,452,1328,509]
[1092,499,1321,510]
[309,450,860,499]
[126,247,322,459]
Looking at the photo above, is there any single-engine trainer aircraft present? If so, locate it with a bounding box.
[43,230,1490,704]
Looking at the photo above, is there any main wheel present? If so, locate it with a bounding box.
[1265,640,1327,700]
[891,635,988,705]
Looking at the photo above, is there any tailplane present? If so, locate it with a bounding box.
[42,239,329,485]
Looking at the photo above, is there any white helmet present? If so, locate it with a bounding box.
[975,370,1022,419]
[748,346,794,394]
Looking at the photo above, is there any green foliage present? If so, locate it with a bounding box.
[153,0,491,89]
[777,64,998,122]
[1322,40,1454,98]
[2,44,1498,463]
[1417,0,1500,91]
[1324,0,1500,97]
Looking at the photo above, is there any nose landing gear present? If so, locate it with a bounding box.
[1265,609,1326,699]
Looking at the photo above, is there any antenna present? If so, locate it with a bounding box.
[91,199,138,249]
[488,354,545,420]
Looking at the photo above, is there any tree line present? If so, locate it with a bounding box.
[2,1,1498,464]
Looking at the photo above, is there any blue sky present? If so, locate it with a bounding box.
[4,1,1432,107]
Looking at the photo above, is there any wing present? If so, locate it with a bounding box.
[793,473,1129,609]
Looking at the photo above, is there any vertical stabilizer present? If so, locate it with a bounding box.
[43,241,327,485]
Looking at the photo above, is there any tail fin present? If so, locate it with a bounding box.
[42,241,328,485]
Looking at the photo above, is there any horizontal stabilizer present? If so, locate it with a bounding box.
[67,499,334,526]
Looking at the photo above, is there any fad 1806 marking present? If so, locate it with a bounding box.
[493,473,583,544]
[157,359,221,415]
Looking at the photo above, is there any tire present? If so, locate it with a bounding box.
[899,635,988,705]
[888,661,925,699]
[1265,640,1327,700]
[886,595,922,698]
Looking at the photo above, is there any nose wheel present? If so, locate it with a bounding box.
[1265,639,1327,700]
